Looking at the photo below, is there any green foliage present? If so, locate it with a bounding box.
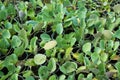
[0,0,120,80]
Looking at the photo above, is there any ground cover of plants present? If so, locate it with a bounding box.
[0,0,120,80]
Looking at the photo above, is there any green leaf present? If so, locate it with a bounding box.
[59,75,66,80]
[70,38,76,46]
[86,73,93,80]
[2,29,11,39]
[64,47,73,60]
[47,58,56,73]
[30,37,38,53]
[25,76,35,80]
[114,41,119,51]
[91,52,101,65]
[49,75,57,80]
[72,17,79,26]
[115,30,120,39]
[0,71,4,77]
[100,53,108,62]
[102,30,113,40]
[40,33,51,42]
[67,73,75,80]
[33,22,45,32]
[4,54,18,65]
[115,62,120,76]
[98,63,106,75]
[60,61,77,74]
[38,66,49,80]
[5,21,12,29]
[18,29,28,48]
[84,56,91,66]
[7,4,16,15]
[14,44,25,56]
[78,74,84,80]
[13,24,20,32]
[76,66,86,74]
[23,70,32,78]
[0,38,10,49]
[43,40,57,50]
[11,35,22,48]
[0,10,7,21]
[34,54,46,65]
[10,73,18,80]
[100,40,105,50]
[25,59,36,66]
[56,23,63,35]
[82,42,91,54]
[113,4,120,13]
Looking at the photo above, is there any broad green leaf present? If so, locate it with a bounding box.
[76,66,86,74]
[70,38,76,46]
[64,47,73,60]
[47,58,56,73]
[23,70,32,78]
[78,74,84,80]
[0,71,4,77]
[38,66,49,80]
[56,23,63,35]
[98,63,106,74]
[100,40,105,50]
[5,21,12,29]
[11,35,22,48]
[7,4,16,15]
[94,47,101,54]
[102,30,113,40]
[18,29,28,48]
[87,14,99,27]
[59,75,66,80]
[40,33,51,42]
[49,75,57,80]
[114,41,119,51]
[25,59,36,66]
[2,29,11,39]
[67,73,75,80]
[25,76,35,80]
[30,37,38,53]
[37,0,43,7]
[13,24,20,32]
[0,10,7,21]
[14,44,25,56]
[91,52,101,65]
[10,73,18,80]
[100,53,108,62]
[84,56,91,66]
[60,61,77,74]
[115,30,120,39]
[82,42,91,54]
[72,17,79,26]
[43,40,57,50]
[113,4,120,13]
[72,53,84,63]
[4,54,18,65]
[86,73,93,80]
[34,54,46,65]
[115,62,120,76]
[0,38,10,49]
[34,22,45,32]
